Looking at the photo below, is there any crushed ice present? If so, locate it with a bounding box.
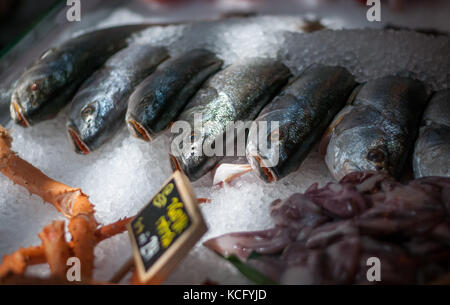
[0,12,449,284]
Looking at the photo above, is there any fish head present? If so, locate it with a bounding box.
[246,119,283,183]
[327,126,390,180]
[126,92,155,142]
[10,62,65,127]
[169,120,221,181]
[67,99,103,155]
[170,152,215,182]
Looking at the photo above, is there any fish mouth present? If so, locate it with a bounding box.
[67,126,90,155]
[250,155,277,183]
[127,119,152,142]
[337,160,363,180]
[10,100,30,128]
[169,153,183,172]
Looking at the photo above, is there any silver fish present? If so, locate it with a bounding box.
[10,24,152,127]
[247,65,357,182]
[67,44,169,154]
[126,49,223,142]
[324,76,429,180]
[413,89,450,178]
[170,58,291,181]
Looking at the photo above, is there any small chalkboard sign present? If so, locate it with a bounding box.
[127,171,207,283]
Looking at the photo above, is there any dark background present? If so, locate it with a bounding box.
[0,0,59,51]
[0,0,445,54]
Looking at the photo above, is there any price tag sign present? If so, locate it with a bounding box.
[127,171,207,283]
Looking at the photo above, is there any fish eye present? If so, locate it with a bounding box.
[31,83,39,91]
[367,148,385,164]
[270,129,281,141]
[81,105,95,118]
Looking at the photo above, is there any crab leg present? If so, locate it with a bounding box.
[2,126,154,284]
[0,126,100,280]
[95,217,133,242]
[0,246,46,279]
[68,201,97,281]
[0,216,136,281]
[39,221,71,279]
[0,126,79,218]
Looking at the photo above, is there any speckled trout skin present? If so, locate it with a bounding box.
[413,89,450,178]
[67,45,169,154]
[247,65,357,183]
[170,58,291,181]
[10,24,153,127]
[126,49,223,142]
[324,76,429,180]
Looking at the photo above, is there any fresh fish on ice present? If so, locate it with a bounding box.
[247,65,357,182]
[170,58,291,181]
[10,24,152,127]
